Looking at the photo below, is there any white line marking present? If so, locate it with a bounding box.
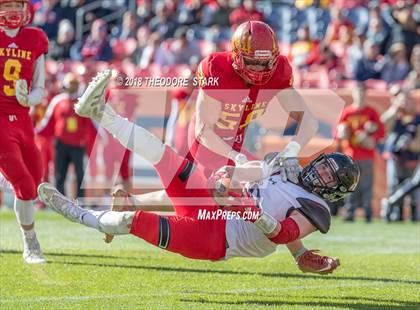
[0,282,403,304]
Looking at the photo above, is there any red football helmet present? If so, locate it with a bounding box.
[231,21,280,85]
[0,0,31,29]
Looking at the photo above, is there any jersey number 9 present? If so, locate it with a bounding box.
[3,59,22,97]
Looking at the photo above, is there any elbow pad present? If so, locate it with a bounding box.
[269,217,300,244]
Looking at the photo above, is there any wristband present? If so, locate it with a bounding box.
[253,212,278,235]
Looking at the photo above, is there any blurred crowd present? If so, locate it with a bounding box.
[31,0,420,90]
[3,0,418,221]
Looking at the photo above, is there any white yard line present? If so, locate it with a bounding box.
[0,282,400,304]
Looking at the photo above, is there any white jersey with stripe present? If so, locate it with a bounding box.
[224,174,329,259]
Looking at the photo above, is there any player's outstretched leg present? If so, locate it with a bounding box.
[75,70,165,165]
[38,183,134,236]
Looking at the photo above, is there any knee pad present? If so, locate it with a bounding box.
[98,211,134,235]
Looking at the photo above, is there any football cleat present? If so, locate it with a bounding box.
[74,69,112,122]
[37,183,86,224]
[22,232,46,264]
[296,249,340,275]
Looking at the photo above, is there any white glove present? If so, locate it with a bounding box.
[15,79,29,107]
[262,141,302,183]
[228,150,248,166]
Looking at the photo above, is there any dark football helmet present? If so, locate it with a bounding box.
[300,153,360,202]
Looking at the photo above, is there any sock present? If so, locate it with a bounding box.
[98,211,134,235]
[292,246,308,260]
[21,227,35,239]
[100,105,165,164]
[80,210,106,230]
[79,210,133,235]
[14,198,34,226]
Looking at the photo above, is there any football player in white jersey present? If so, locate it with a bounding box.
[37,71,360,274]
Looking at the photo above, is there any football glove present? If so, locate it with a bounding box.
[227,150,248,166]
[263,152,302,184]
[15,79,29,107]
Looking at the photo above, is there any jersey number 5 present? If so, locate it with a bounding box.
[3,59,22,97]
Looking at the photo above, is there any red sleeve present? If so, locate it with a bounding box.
[338,107,349,124]
[30,27,49,59]
[283,57,294,88]
[196,55,217,90]
[275,55,294,88]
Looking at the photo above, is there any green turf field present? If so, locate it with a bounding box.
[0,209,419,310]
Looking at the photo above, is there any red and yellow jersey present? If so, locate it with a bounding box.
[0,27,49,115]
[37,93,94,147]
[190,51,293,151]
[338,105,385,160]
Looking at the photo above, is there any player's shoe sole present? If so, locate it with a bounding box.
[74,69,112,120]
[37,183,85,223]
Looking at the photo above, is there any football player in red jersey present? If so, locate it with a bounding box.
[45,70,346,274]
[37,70,360,274]
[132,22,322,271]
[0,0,48,263]
[189,21,318,179]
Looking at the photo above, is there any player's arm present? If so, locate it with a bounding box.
[16,55,46,107]
[195,89,248,165]
[252,198,331,244]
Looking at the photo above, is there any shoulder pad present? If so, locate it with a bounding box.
[296,197,331,233]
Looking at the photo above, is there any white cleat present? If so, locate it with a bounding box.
[23,233,46,264]
[74,69,112,121]
[37,183,86,224]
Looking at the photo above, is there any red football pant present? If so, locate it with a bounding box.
[35,135,54,182]
[129,146,227,260]
[0,114,43,200]
[130,211,226,260]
